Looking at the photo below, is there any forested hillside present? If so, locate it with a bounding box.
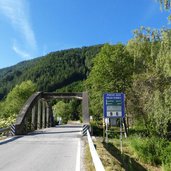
[0,45,102,100]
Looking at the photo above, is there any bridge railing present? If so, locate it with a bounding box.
[0,127,10,134]
[0,127,11,138]
[0,124,15,136]
[87,129,105,171]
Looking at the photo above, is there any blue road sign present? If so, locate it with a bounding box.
[103,93,125,118]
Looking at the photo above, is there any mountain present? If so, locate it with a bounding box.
[0,45,103,100]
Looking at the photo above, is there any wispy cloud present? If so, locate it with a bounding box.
[0,0,37,59]
[12,42,30,59]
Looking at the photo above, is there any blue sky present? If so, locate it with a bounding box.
[0,0,170,69]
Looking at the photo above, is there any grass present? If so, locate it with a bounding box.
[128,136,171,170]
[94,137,164,171]
[0,133,7,140]
[84,142,96,171]
[94,138,124,171]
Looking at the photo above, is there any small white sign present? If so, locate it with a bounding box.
[105,118,109,125]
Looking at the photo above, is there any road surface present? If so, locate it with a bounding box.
[0,125,83,171]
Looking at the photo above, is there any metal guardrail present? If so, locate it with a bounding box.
[87,130,105,171]
[0,125,15,136]
[0,127,10,134]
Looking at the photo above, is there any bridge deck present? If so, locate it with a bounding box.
[0,125,83,171]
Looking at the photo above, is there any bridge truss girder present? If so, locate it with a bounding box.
[15,92,89,135]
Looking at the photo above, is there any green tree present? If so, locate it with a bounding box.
[86,44,134,120]
[53,101,72,124]
[69,99,81,121]
[156,29,171,78]
[145,88,171,137]
[0,80,37,127]
[0,45,102,100]
[126,28,171,136]
[158,0,171,9]
[157,0,171,20]
[127,27,161,74]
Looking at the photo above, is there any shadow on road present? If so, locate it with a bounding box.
[103,142,147,171]
[0,136,23,145]
[29,130,81,135]
[0,127,82,145]
[55,125,82,128]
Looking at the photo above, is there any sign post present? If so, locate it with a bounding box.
[103,118,105,142]
[120,118,123,153]
[105,118,109,143]
[103,93,125,151]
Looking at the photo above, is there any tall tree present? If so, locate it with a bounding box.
[0,80,37,127]
[53,101,72,124]
[86,44,133,120]
[126,28,171,136]
[158,0,171,9]
[158,0,171,20]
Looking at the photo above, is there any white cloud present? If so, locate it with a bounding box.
[0,0,37,58]
[12,43,31,60]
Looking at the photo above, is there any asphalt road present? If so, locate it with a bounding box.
[0,125,83,171]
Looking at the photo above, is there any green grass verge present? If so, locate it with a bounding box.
[95,137,167,171]
[84,143,96,171]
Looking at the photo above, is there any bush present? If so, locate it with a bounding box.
[162,143,171,170]
[0,115,15,128]
[129,136,171,168]
[0,80,37,127]
[90,120,103,136]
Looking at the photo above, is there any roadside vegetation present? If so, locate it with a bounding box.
[84,143,96,171]
[0,80,37,128]
[94,137,170,171]
[86,28,171,170]
[128,136,171,170]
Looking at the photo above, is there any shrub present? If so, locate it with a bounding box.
[162,142,171,170]
[129,136,171,168]
[90,120,103,136]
